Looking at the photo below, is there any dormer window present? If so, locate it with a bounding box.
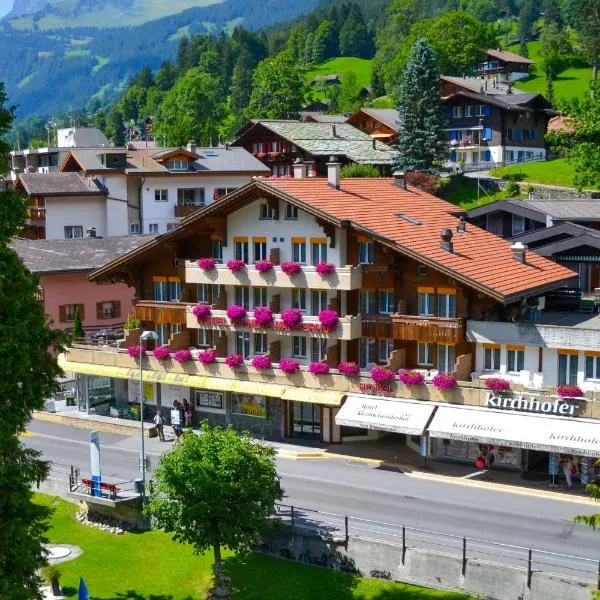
[167,159,188,171]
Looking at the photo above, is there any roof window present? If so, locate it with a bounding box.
[396,213,422,225]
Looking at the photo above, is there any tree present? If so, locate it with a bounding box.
[118,85,147,123]
[129,65,154,90]
[543,0,563,29]
[539,22,571,101]
[155,60,178,91]
[518,0,538,56]
[94,109,107,134]
[72,306,84,339]
[575,0,600,83]
[394,39,446,173]
[339,4,372,58]
[341,164,380,177]
[0,82,65,600]
[230,49,254,115]
[312,20,334,64]
[109,110,125,147]
[146,424,282,597]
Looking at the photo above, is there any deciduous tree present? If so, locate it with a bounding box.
[575,0,600,83]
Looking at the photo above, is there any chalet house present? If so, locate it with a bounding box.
[233,120,397,177]
[474,49,534,83]
[55,165,600,475]
[346,108,400,146]
[310,74,340,87]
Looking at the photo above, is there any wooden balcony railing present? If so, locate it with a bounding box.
[27,207,46,220]
[134,301,187,325]
[175,204,204,218]
[362,316,392,339]
[391,315,465,344]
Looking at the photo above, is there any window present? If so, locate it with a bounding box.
[311,239,327,265]
[438,291,457,318]
[197,329,210,347]
[99,301,117,319]
[418,342,434,366]
[177,188,204,206]
[418,289,435,317]
[236,332,251,358]
[211,239,223,263]
[253,238,267,262]
[166,223,179,232]
[129,223,141,234]
[232,393,267,418]
[360,291,376,314]
[359,338,376,369]
[292,238,306,263]
[464,105,474,117]
[195,390,224,411]
[379,290,395,314]
[483,345,501,371]
[64,225,83,239]
[253,287,267,308]
[292,336,307,358]
[153,279,168,301]
[558,352,578,385]
[452,106,463,118]
[311,338,328,362]
[259,203,274,220]
[169,279,182,301]
[214,187,237,199]
[234,286,250,310]
[311,290,328,316]
[379,339,394,363]
[285,204,298,220]
[197,284,209,303]
[507,346,525,372]
[167,159,188,171]
[476,104,487,116]
[154,189,168,202]
[234,238,249,262]
[292,288,307,311]
[62,303,83,323]
[438,344,456,372]
[254,333,268,355]
[156,323,169,346]
[585,354,600,380]
[512,215,525,236]
[171,323,182,336]
[358,241,374,264]
[148,224,159,233]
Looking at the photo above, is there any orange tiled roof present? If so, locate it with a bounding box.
[263,178,576,302]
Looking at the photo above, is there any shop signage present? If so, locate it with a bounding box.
[198,316,334,334]
[358,382,393,396]
[485,392,580,417]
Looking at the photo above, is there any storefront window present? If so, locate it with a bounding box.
[290,402,320,439]
[195,390,224,411]
[232,393,267,418]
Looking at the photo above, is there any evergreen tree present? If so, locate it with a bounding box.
[231,49,254,115]
[312,20,335,63]
[303,32,315,65]
[72,306,84,339]
[394,39,446,173]
[109,110,125,147]
[0,82,65,600]
[129,65,154,89]
[543,0,563,28]
[94,109,107,134]
[155,60,177,91]
[339,4,372,58]
[575,0,600,83]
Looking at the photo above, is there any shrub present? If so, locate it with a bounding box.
[255,260,274,273]
[309,361,330,375]
[505,180,520,197]
[340,163,380,178]
[556,384,584,398]
[197,257,216,270]
[315,262,336,276]
[253,306,274,326]
[337,362,360,377]
[432,372,457,390]
[398,370,425,386]
[198,349,218,364]
[281,308,303,329]
[225,353,244,368]
[192,304,212,321]
[127,345,143,357]
[406,171,440,194]
[227,305,247,320]
[226,259,246,272]
[152,346,171,360]
[318,309,339,329]
[124,313,141,330]
[371,367,395,384]
[173,349,192,363]
[251,355,272,370]
[484,377,511,392]
[281,261,302,276]
[279,358,301,374]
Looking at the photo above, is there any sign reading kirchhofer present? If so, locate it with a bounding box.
[485,392,581,417]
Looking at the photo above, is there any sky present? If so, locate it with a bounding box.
[0,0,13,19]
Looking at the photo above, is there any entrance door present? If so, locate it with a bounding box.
[290,402,320,440]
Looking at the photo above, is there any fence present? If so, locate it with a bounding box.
[275,503,600,586]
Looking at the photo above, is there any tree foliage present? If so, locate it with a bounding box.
[72,306,84,339]
[574,0,600,82]
[341,163,380,177]
[146,424,282,596]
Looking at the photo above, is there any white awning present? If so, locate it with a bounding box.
[335,395,436,435]
[428,405,600,458]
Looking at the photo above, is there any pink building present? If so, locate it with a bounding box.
[11,235,154,333]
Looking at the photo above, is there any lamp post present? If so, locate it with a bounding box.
[139,330,158,498]
[477,117,484,203]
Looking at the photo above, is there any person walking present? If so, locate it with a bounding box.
[183,398,192,428]
[153,410,165,442]
[171,400,183,445]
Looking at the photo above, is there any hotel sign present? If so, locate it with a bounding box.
[485,392,581,417]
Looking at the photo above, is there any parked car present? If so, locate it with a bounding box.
[91,328,124,342]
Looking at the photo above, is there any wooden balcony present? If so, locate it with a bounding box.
[134,301,187,325]
[175,204,204,218]
[27,206,46,220]
[362,316,392,338]
[392,315,465,344]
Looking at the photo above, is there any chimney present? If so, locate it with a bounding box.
[187,140,197,154]
[440,228,454,253]
[331,124,338,138]
[327,156,341,190]
[393,171,407,190]
[86,227,97,238]
[456,216,466,233]
[372,138,376,149]
[511,242,527,264]
[293,158,307,179]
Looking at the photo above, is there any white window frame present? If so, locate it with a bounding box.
[359,338,376,369]
[167,159,188,171]
[378,339,394,363]
[197,329,210,347]
[129,223,141,234]
[253,240,267,262]
[379,290,395,314]
[417,342,434,366]
[154,189,168,202]
[292,288,307,312]
[292,335,307,358]
[234,286,250,310]
[102,301,115,319]
[452,106,463,118]
[483,346,501,371]
[359,290,376,314]
[156,323,169,346]
[311,290,328,316]
[211,239,223,263]
[438,344,456,372]
[417,292,435,317]
[195,390,225,413]
[585,355,600,380]
[254,332,268,355]
[153,280,168,301]
[236,332,251,358]
[197,284,209,303]
[64,225,83,239]
[234,240,249,262]
[253,287,267,308]
[311,241,327,265]
[285,204,298,220]
[438,293,457,318]
[292,241,306,264]
[358,241,374,264]
[259,203,274,220]
[507,348,525,373]
[311,338,328,362]
[512,215,526,236]
[148,224,159,233]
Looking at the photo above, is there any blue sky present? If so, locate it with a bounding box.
[0,0,13,19]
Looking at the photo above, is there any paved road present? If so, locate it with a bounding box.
[25,420,600,580]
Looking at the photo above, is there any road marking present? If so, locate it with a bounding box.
[20,432,34,438]
[463,469,488,479]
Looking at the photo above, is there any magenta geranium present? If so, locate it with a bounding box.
[251,355,272,370]
[127,345,143,357]
[281,308,303,329]
[337,362,360,377]
[225,353,244,368]
[371,366,395,384]
[432,372,457,390]
[398,370,425,386]
[281,261,302,276]
[315,262,336,276]
[255,260,274,273]
[318,309,339,329]
[192,303,212,321]
[484,377,511,392]
[279,358,301,374]
[557,384,584,398]
[227,259,246,272]
[197,257,216,270]
[173,349,192,363]
[152,346,171,360]
[227,305,247,320]
[198,349,218,364]
[309,361,331,375]
[253,306,273,326]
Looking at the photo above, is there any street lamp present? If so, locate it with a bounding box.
[139,330,158,497]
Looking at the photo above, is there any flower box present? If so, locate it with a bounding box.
[484,377,511,392]
[197,257,216,270]
[251,355,272,370]
[192,303,212,321]
[227,305,247,320]
[281,261,302,276]
[556,384,584,398]
[255,260,274,273]
[198,349,218,364]
[152,346,171,360]
[315,262,336,276]
[337,362,360,377]
[254,306,274,326]
[398,370,425,386]
[432,372,457,390]
[279,358,301,374]
[309,361,330,375]
[281,308,303,329]
[127,345,143,358]
[371,366,395,384]
[227,259,246,272]
[318,309,339,329]
[225,353,244,368]
[173,349,192,363]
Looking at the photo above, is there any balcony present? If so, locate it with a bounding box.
[27,207,46,220]
[134,301,187,325]
[362,316,392,338]
[186,306,362,340]
[186,262,362,290]
[392,315,465,344]
[175,203,205,218]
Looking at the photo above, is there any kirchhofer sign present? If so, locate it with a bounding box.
[485,392,581,417]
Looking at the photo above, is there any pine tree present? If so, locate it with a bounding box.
[394,39,446,173]
[230,49,254,115]
[72,305,84,339]
[109,110,125,147]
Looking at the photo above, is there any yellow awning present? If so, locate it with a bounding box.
[281,386,344,407]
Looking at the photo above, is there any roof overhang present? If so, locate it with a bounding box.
[467,200,548,222]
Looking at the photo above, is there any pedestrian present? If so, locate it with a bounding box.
[171,400,183,445]
[183,398,192,428]
[153,410,165,442]
[562,455,573,489]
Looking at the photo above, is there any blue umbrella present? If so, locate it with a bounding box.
[78,577,90,600]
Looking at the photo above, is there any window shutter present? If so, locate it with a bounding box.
[484,127,492,141]
[79,304,85,321]
[450,150,457,162]
[485,104,491,116]
[114,300,121,319]
[447,106,453,119]
[450,130,458,141]
[59,305,66,323]
[484,150,491,161]
[96,302,103,320]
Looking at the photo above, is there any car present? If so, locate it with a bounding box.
[91,329,124,342]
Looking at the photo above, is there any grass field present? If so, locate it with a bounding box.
[491,158,579,187]
[38,494,473,600]
[508,41,592,100]
[305,57,373,99]
[439,175,524,210]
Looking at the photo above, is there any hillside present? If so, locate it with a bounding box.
[305,57,373,100]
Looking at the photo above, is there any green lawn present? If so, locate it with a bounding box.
[38,494,472,600]
[491,158,579,188]
[305,57,373,99]
[439,175,524,210]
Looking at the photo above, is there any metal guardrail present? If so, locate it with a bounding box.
[68,465,141,500]
[274,503,600,586]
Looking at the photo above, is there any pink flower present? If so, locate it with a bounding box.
[255,260,274,273]
[227,305,247,320]
[484,377,511,392]
[371,366,395,384]
[398,370,425,386]
[315,262,335,276]
[227,259,246,272]
[253,306,273,326]
[281,308,303,329]
[556,384,584,398]
[127,345,143,357]
[173,349,192,363]
[152,346,171,360]
[432,372,457,390]
[337,362,360,377]
[198,349,218,364]
[251,355,272,370]
[281,261,302,276]
[197,257,216,270]
[318,309,339,329]
[192,303,212,321]
[225,353,244,368]
[279,358,301,374]
[309,361,331,375]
